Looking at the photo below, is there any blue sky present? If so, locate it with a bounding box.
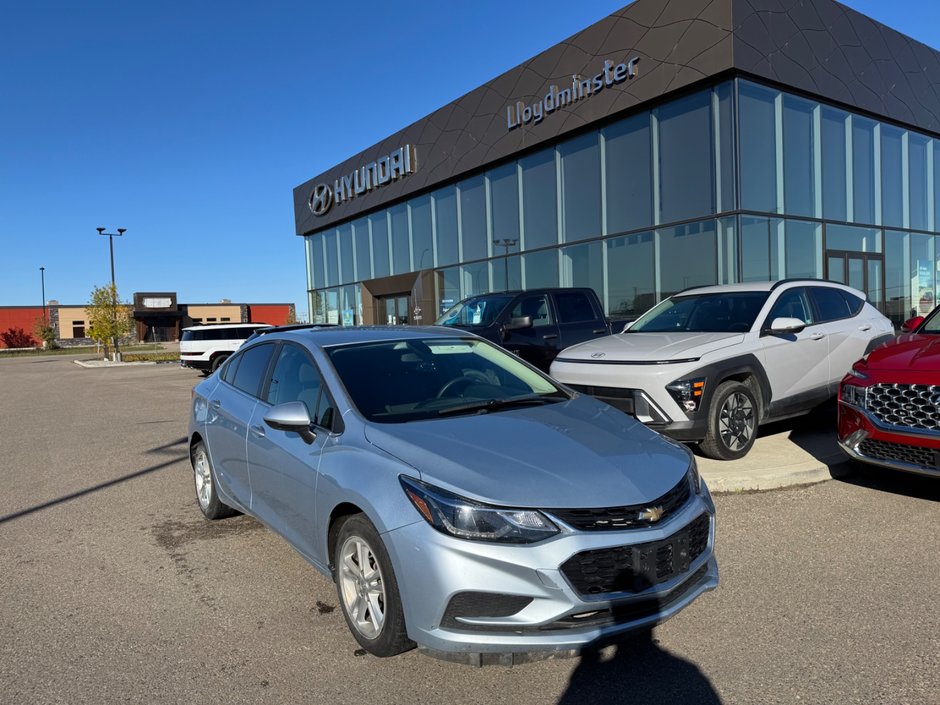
[2,0,938,319]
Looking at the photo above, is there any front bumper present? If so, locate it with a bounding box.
[383,489,718,654]
[838,402,940,478]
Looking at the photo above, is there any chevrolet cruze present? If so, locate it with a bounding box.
[188,326,718,659]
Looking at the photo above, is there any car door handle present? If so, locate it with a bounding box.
[858,324,871,331]
[810,333,825,340]
[542,334,558,340]
[250,425,265,439]
[592,329,607,334]
[210,399,222,409]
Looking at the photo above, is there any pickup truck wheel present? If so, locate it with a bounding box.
[699,381,758,461]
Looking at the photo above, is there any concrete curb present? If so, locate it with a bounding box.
[73,359,157,368]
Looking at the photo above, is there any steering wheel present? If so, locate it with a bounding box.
[435,376,477,399]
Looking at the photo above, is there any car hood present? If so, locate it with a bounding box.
[363,396,692,508]
[862,333,940,371]
[555,332,745,363]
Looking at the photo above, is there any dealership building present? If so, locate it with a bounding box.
[294,0,940,328]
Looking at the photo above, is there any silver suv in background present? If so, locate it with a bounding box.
[551,280,894,460]
[179,323,268,373]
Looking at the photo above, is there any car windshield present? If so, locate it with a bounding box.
[435,295,515,327]
[920,307,940,334]
[627,292,770,333]
[326,337,567,422]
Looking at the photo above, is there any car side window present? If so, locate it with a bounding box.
[511,295,554,327]
[767,288,814,325]
[554,292,596,323]
[221,354,240,383]
[265,344,324,419]
[230,343,276,398]
[810,287,852,322]
[842,291,864,315]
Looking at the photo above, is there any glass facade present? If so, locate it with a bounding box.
[306,79,940,328]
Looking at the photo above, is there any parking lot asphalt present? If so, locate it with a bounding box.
[2,354,938,705]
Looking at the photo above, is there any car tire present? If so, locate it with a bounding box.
[191,441,238,520]
[334,514,414,657]
[210,354,228,373]
[699,381,758,461]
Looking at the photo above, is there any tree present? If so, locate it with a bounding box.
[87,284,134,360]
[33,317,58,350]
[0,327,36,348]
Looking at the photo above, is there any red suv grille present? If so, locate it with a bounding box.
[865,383,940,432]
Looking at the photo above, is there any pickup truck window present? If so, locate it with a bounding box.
[555,291,596,323]
[511,295,554,327]
[435,294,515,327]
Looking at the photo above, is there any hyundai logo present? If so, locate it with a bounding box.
[309,183,333,216]
[591,351,606,359]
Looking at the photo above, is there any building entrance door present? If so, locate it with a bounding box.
[825,250,884,310]
[378,295,411,325]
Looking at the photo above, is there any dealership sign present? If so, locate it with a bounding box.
[506,57,640,130]
[308,145,416,217]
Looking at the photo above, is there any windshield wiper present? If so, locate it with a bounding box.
[435,393,567,417]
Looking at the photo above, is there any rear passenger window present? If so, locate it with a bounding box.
[554,292,596,323]
[810,287,852,322]
[230,343,276,397]
[842,291,864,315]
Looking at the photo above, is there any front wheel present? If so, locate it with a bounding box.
[334,514,413,657]
[699,381,758,460]
[191,441,238,519]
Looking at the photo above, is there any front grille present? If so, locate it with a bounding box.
[560,513,710,596]
[567,384,635,415]
[440,591,533,631]
[866,383,940,432]
[549,477,691,531]
[858,438,939,471]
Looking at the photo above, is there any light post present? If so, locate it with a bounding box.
[39,267,46,323]
[96,227,126,360]
[492,238,518,292]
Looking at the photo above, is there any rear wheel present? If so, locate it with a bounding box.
[334,514,413,657]
[191,441,237,519]
[699,381,758,460]
[210,354,228,373]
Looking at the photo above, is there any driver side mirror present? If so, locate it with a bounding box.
[500,315,532,341]
[765,316,806,335]
[901,316,924,333]
[264,401,317,444]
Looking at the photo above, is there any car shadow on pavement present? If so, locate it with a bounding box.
[0,437,189,526]
[558,631,721,705]
[829,461,940,502]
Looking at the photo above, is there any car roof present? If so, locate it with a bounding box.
[268,325,476,349]
[677,279,866,298]
[182,322,268,331]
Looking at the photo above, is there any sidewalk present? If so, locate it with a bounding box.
[696,411,848,492]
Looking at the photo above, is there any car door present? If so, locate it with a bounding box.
[246,342,333,563]
[806,286,869,392]
[757,287,831,407]
[554,290,609,350]
[203,342,277,508]
[500,293,560,371]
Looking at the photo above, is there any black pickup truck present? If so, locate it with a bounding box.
[434,288,624,372]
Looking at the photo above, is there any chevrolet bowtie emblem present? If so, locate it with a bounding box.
[638,505,664,522]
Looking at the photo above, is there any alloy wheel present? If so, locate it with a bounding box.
[338,536,386,639]
[718,391,755,451]
[193,447,212,510]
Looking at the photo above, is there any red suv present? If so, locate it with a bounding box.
[838,306,940,478]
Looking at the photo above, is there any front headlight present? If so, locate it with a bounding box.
[666,377,707,412]
[840,383,867,408]
[688,461,703,496]
[400,476,559,544]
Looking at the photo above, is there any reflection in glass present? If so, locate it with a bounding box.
[560,132,601,242]
[884,230,909,324]
[353,218,371,281]
[560,241,602,294]
[437,267,460,316]
[435,186,459,266]
[309,232,326,290]
[491,255,522,293]
[389,204,409,275]
[521,149,557,250]
[911,233,936,316]
[881,125,904,227]
[741,216,771,282]
[411,196,433,270]
[822,107,847,221]
[657,90,714,223]
[325,230,339,287]
[659,220,717,297]
[607,231,654,316]
[909,134,929,231]
[370,212,390,278]
[739,81,777,212]
[852,117,876,224]
[339,225,354,285]
[460,261,490,298]
[783,95,815,217]
[605,113,652,233]
[489,163,520,244]
[826,224,881,252]
[460,176,487,261]
[716,83,736,213]
[782,220,822,279]
[524,249,559,289]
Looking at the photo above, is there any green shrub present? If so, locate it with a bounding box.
[120,352,180,363]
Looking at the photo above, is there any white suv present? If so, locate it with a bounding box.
[550,280,894,460]
[179,323,269,373]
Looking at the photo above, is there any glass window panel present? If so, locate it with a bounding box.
[521,148,557,250]
[523,249,559,289]
[560,132,601,242]
[909,134,929,231]
[867,259,884,309]
[607,231,654,316]
[738,81,777,212]
[719,216,738,284]
[782,95,815,217]
[489,163,520,244]
[434,186,459,266]
[741,216,771,282]
[325,289,339,324]
[325,230,339,287]
[353,218,371,281]
[560,241,602,294]
[821,107,847,221]
[459,176,487,261]
[460,261,489,298]
[827,256,845,284]
[884,230,910,325]
[881,125,904,227]
[852,117,876,224]
[437,267,461,317]
[309,233,326,289]
[491,255,522,292]
[231,343,275,398]
[369,212,390,278]
[658,90,714,223]
[389,204,410,275]
[716,82,736,213]
[826,224,881,252]
[410,196,433,270]
[341,285,357,326]
[338,224,354,285]
[935,142,940,231]
[782,219,822,279]
[911,233,936,316]
[848,257,864,291]
[604,112,652,233]
[659,220,718,297]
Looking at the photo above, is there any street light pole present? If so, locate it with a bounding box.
[96,227,127,360]
[492,238,518,292]
[39,267,46,323]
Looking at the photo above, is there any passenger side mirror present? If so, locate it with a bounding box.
[901,316,924,333]
[766,316,806,335]
[264,401,317,444]
[504,316,533,331]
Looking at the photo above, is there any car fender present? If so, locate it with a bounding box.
[673,353,772,421]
